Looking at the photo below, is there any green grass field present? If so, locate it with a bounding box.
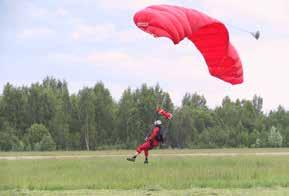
[2,149,289,195]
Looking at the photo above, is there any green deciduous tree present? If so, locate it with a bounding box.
[1,78,289,151]
[268,126,283,147]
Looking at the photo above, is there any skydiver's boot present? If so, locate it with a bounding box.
[144,157,148,164]
[127,155,136,162]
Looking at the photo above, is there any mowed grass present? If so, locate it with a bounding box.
[1,148,289,156]
[2,149,289,192]
[3,188,289,196]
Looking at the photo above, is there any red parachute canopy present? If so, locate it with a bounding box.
[134,5,243,85]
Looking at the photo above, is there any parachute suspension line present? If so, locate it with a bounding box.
[160,93,167,109]
[226,23,260,40]
[159,93,171,146]
[147,92,168,139]
[153,93,167,121]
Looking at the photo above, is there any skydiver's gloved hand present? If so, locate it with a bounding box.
[156,107,161,114]
[145,137,148,141]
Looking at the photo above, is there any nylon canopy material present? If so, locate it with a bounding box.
[134,5,243,85]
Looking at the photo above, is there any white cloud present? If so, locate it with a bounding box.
[22,2,70,18]
[86,51,131,65]
[70,23,150,44]
[117,28,149,43]
[97,0,173,11]
[71,24,115,41]
[55,8,69,17]
[200,0,289,32]
[25,2,49,17]
[17,27,56,39]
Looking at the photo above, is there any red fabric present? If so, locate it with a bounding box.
[136,141,152,157]
[148,127,160,142]
[136,127,160,157]
[134,5,243,85]
[156,108,173,119]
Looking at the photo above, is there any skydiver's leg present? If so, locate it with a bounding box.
[133,151,140,158]
[144,150,149,164]
[127,142,150,162]
[127,151,139,162]
[144,143,158,164]
[144,144,157,164]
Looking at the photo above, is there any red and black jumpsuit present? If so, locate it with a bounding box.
[136,125,161,158]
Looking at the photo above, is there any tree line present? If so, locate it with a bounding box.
[0,77,288,151]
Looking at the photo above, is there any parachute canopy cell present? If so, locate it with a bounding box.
[134,5,243,85]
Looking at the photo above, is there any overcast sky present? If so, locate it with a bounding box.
[1,0,289,112]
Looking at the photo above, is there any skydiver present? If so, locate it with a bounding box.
[127,120,164,164]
